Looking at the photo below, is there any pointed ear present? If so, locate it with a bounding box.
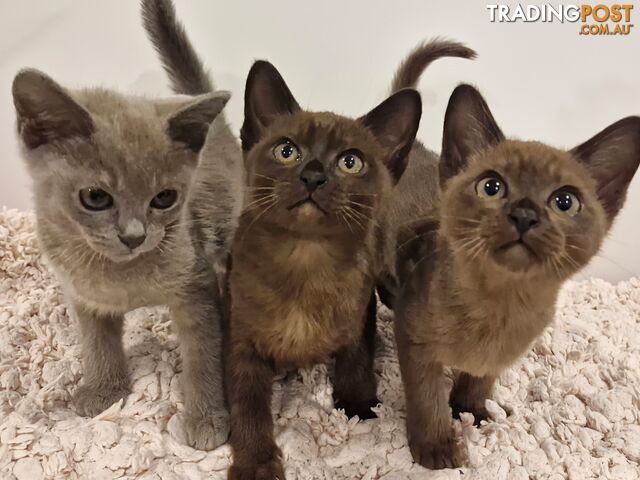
[240,60,300,151]
[571,116,640,222]
[441,84,504,186]
[167,91,230,152]
[360,88,422,182]
[12,69,94,149]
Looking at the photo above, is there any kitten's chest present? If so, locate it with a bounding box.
[428,286,555,377]
[451,308,551,376]
[55,253,187,313]
[236,245,370,366]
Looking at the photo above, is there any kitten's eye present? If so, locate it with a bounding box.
[150,189,178,209]
[337,153,364,175]
[550,189,581,216]
[79,188,113,211]
[273,140,301,164]
[476,175,506,199]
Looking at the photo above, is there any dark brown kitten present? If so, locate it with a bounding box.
[391,84,640,469]
[226,59,422,479]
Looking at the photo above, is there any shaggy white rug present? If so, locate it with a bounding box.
[1,209,639,480]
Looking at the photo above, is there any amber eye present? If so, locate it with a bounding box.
[337,153,364,174]
[79,187,113,211]
[150,189,178,209]
[475,175,506,199]
[273,140,301,164]
[549,189,581,216]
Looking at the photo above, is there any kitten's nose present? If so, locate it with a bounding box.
[300,160,327,193]
[508,198,539,235]
[118,234,146,249]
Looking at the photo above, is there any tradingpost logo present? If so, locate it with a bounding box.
[486,4,634,35]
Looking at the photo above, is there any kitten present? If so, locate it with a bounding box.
[388,80,640,468]
[225,40,474,479]
[12,56,242,449]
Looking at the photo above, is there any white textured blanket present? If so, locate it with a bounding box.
[1,209,639,480]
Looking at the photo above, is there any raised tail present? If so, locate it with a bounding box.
[391,38,476,93]
[141,0,212,95]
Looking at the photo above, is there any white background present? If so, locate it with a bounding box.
[0,0,638,280]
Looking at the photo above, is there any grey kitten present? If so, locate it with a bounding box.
[12,50,242,449]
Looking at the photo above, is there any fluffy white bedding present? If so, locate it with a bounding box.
[1,209,639,480]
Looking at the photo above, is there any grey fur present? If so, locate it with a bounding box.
[140,0,244,274]
[12,67,243,451]
[141,0,213,96]
[379,40,475,297]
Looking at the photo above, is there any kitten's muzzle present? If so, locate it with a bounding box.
[287,197,327,215]
[508,198,539,236]
[118,234,146,250]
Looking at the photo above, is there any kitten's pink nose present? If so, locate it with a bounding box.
[118,234,146,249]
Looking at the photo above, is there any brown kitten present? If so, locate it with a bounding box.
[391,84,640,469]
[225,59,422,479]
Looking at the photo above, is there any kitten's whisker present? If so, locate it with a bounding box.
[345,206,370,223]
[409,250,439,274]
[348,193,378,197]
[243,194,278,211]
[440,215,482,224]
[396,231,430,251]
[337,210,355,234]
[594,253,636,276]
[341,207,366,231]
[251,173,278,182]
[568,243,635,275]
[346,199,374,210]
[345,205,370,227]
[466,239,485,262]
[244,186,276,192]
[239,198,279,244]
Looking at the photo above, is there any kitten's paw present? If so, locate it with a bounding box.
[334,397,380,420]
[451,403,489,426]
[73,384,130,417]
[409,435,465,470]
[183,412,230,451]
[228,459,285,480]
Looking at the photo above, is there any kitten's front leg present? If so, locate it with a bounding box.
[72,302,130,416]
[449,371,495,426]
[171,285,229,451]
[395,322,464,469]
[227,341,284,480]
[333,290,379,420]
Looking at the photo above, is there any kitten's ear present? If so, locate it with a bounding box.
[240,60,300,151]
[571,116,640,222]
[167,91,230,152]
[441,84,504,186]
[12,69,94,149]
[360,89,422,182]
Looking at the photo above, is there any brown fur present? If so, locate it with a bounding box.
[378,40,476,307]
[391,84,640,469]
[391,38,476,92]
[226,60,422,479]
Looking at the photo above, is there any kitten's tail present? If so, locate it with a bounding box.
[391,38,476,92]
[141,0,213,95]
